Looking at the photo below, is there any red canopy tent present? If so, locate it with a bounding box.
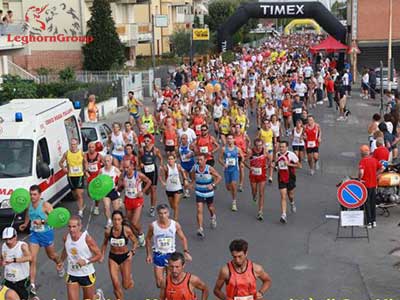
[310,36,348,54]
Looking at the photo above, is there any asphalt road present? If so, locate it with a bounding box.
[25,94,400,300]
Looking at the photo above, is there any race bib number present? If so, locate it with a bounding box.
[226,158,236,166]
[283,107,288,112]
[265,143,272,150]
[5,268,17,280]
[166,139,174,146]
[251,167,262,175]
[32,223,45,232]
[234,296,253,300]
[110,237,125,247]
[88,164,98,173]
[278,160,288,170]
[169,175,179,185]
[144,164,155,173]
[294,108,302,114]
[126,187,137,197]
[181,153,191,162]
[70,166,82,175]
[71,263,81,271]
[200,146,209,154]
[157,237,173,251]
[307,141,316,148]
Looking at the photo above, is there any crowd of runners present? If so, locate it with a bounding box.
[0,33,355,300]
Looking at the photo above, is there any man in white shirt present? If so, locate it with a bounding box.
[303,64,313,79]
[294,78,308,102]
[178,120,197,145]
[342,70,350,96]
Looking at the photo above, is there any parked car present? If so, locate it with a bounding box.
[375,67,398,92]
[81,122,111,156]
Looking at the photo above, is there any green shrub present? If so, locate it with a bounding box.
[0,75,38,103]
[221,51,235,64]
[58,67,76,82]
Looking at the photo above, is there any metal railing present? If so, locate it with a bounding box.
[38,71,134,84]
[116,23,138,47]
[6,59,40,83]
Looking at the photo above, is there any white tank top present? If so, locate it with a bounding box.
[152,220,176,254]
[213,104,223,119]
[66,231,95,277]
[101,166,118,187]
[166,164,182,192]
[111,132,125,156]
[124,172,142,199]
[292,127,305,146]
[125,130,135,145]
[2,241,30,282]
[181,103,191,116]
[271,122,280,137]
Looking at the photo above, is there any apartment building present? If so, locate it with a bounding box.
[0,0,201,72]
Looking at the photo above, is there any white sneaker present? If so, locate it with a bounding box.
[104,219,112,229]
[197,228,205,238]
[93,206,100,216]
[315,161,320,170]
[337,116,344,121]
[290,201,297,213]
[57,266,65,278]
[280,214,287,224]
[210,216,217,229]
[78,210,84,219]
[138,233,146,247]
[310,169,315,176]
[184,189,190,198]
[95,288,106,300]
[231,201,238,212]
[373,221,377,228]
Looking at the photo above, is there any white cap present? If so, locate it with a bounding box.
[2,227,16,239]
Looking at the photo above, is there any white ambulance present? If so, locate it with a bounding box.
[0,98,82,226]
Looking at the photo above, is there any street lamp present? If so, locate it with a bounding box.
[388,0,393,91]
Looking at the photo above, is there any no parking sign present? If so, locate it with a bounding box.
[337,180,367,209]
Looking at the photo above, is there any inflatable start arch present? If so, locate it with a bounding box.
[217,1,346,52]
[284,19,321,35]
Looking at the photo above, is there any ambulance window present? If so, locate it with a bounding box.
[37,138,50,165]
[104,124,111,136]
[99,126,107,139]
[64,116,81,146]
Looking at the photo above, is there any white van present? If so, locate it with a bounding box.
[0,98,82,226]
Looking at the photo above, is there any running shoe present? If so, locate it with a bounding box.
[104,219,112,229]
[197,228,205,238]
[310,169,315,176]
[367,223,372,229]
[372,221,377,228]
[257,212,264,221]
[290,201,297,213]
[238,185,243,192]
[253,197,257,205]
[57,266,65,278]
[184,189,190,198]
[138,234,146,247]
[30,283,37,296]
[149,207,155,217]
[210,216,217,229]
[280,214,287,224]
[78,210,84,219]
[315,161,320,170]
[93,206,100,216]
[268,177,273,183]
[231,201,238,212]
[95,288,106,300]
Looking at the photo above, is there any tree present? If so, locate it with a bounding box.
[82,0,125,71]
[170,29,210,57]
[0,75,38,103]
[331,0,347,21]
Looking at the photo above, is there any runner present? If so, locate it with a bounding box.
[99,155,122,228]
[145,204,192,288]
[19,185,63,296]
[218,109,231,145]
[119,159,152,247]
[84,142,103,216]
[0,285,19,300]
[258,119,274,183]
[128,91,143,129]
[160,252,208,300]
[214,239,272,300]
[108,122,127,168]
[122,144,137,168]
[138,124,155,149]
[100,210,138,300]
[57,216,102,300]
[190,154,222,238]
[291,120,305,168]
[195,125,219,167]
[178,134,196,198]
[281,92,292,136]
[213,97,224,138]
[1,227,31,300]
[303,115,321,176]
[177,120,197,146]
[160,154,188,221]
[232,124,249,192]
[123,121,138,147]
[59,138,87,218]
[142,106,157,135]
[192,107,206,136]
[246,138,269,221]
[219,134,244,212]
[292,95,304,127]
[277,141,300,224]
[163,119,178,156]
[139,134,164,217]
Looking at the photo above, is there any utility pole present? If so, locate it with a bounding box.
[387,0,393,91]
[149,0,156,70]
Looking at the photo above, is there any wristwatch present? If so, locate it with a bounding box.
[13,258,16,263]
[212,183,216,188]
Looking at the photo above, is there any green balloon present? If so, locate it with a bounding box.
[10,188,30,214]
[47,207,71,228]
[88,174,114,201]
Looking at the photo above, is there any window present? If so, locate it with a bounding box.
[0,140,33,178]
[104,124,112,136]
[38,138,50,165]
[64,116,80,147]
[81,127,98,152]
[99,126,107,140]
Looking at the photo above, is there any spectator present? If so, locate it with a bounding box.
[361,69,369,99]
[358,145,383,228]
[0,10,3,24]
[341,69,350,96]
[87,94,98,122]
[336,79,347,121]
[3,10,12,24]
[174,67,183,88]
[325,74,334,108]
[369,68,377,99]
[378,122,394,151]
[373,137,390,162]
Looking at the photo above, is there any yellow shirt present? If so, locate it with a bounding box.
[128,98,138,114]
[230,107,238,119]
[235,115,247,133]
[172,111,183,129]
[219,116,231,134]
[256,92,266,107]
[0,285,9,300]
[66,149,84,177]
[259,128,273,151]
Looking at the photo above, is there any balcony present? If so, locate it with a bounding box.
[116,23,138,47]
[0,23,29,55]
[137,23,152,43]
